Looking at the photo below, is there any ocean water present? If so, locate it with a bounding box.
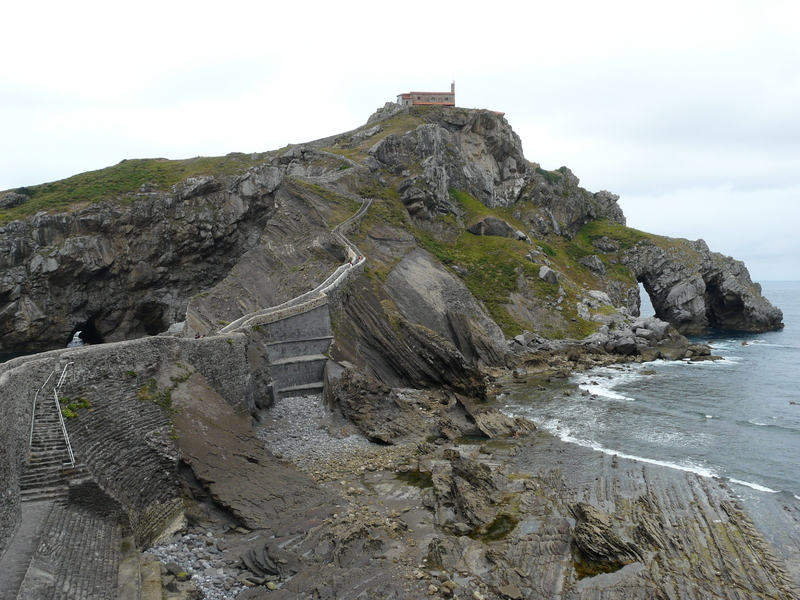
[501,281,800,499]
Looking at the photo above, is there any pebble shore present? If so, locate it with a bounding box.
[146,393,405,599]
[146,529,245,600]
[256,394,376,468]
[256,394,417,481]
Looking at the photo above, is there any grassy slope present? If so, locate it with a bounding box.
[2,111,677,340]
[0,153,274,224]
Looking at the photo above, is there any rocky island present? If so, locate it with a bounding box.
[0,103,794,600]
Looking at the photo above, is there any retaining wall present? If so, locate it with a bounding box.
[0,351,67,559]
[267,337,333,362]
[0,333,252,556]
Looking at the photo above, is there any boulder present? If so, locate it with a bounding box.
[580,254,606,275]
[570,502,643,566]
[539,266,558,285]
[0,192,28,209]
[467,217,516,238]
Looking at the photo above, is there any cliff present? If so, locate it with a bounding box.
[0,106,782,360]
[0,105,792,599]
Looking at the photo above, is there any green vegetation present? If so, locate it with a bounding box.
[449,188,492,226]
[59,396,91,418]
[291,179,361,228]
[416,228,537,336]
[0,153,270,225]
[572,219,650,252]
[535,166,563,186]
[137,363,193,412]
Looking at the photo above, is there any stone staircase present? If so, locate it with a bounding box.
[264,304,334,399]
[220,196,371,400]
[21,373,78,504]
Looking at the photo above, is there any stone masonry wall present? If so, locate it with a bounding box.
[262,303,332,343]
[267,338,332,361]
[0,351,69,558]
[59,335,253,545]
[0,333,254,554]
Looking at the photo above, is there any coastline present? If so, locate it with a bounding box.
[189,391,800,599]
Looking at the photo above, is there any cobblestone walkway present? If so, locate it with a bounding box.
[16,504,121,600]
[0,501,54,600]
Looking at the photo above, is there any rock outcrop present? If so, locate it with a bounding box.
[0,153,364,352]
[326,367,533,445]
[624,238,783,334]
[366,108,626,238]
[0,105,782,356]
[0,104,795,600]
[570,502,644,569]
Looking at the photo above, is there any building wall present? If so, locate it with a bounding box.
[398,84,455,107]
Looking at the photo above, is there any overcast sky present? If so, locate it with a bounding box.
[2,0,799,281]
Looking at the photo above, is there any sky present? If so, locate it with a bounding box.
[2,0,799,281]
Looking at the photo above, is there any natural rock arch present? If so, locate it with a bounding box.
[624,239,783,335]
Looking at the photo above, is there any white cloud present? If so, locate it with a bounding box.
[2,0,799,281]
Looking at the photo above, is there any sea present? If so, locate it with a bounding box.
[501,280,800,502]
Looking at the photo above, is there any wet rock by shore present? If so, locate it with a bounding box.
[147,386,800,600]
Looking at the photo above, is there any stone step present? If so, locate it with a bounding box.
[20,485,68,503]
[29,443,69,451]
[29,449,69,460]
[269,353,329,366]
[29,440,69,449]
[277,382,325,398]
[30,432,65,439]
[28,456,67,468]
[20,474,63,489]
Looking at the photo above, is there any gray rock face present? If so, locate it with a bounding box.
[0,192,28,209]
[538,266,559,285]
[624,238,783,334]
[367,109,625,235]
[383,249,507,369]
[467,216,527,241]
[580,254,606,275]
[570,502,644,567]
[0,151,361,352]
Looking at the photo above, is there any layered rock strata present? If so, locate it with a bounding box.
[623,238,783,334]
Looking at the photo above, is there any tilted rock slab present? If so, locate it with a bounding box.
[624,238,783,334]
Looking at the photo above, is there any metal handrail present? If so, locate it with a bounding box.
[56,361,74,389]
[28,362,77,467]
[53,388,75,467]
[54,362,76,467]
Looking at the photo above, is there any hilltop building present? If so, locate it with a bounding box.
[397,82,455,107]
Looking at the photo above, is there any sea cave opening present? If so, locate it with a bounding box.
[68,320,104,346]
[637,282,656,318]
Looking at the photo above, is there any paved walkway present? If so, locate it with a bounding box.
[16,503,121,600]
[0,501,54,600]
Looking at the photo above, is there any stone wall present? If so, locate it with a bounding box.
[0,333,255,555]
[267,337,332,361]
[0,351,66,558]
[261,303,332,343]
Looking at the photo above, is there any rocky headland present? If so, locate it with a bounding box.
[0,104,793,600]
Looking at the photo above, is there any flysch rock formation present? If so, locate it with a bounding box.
[623,238,784,334]
[0,104,793,599]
